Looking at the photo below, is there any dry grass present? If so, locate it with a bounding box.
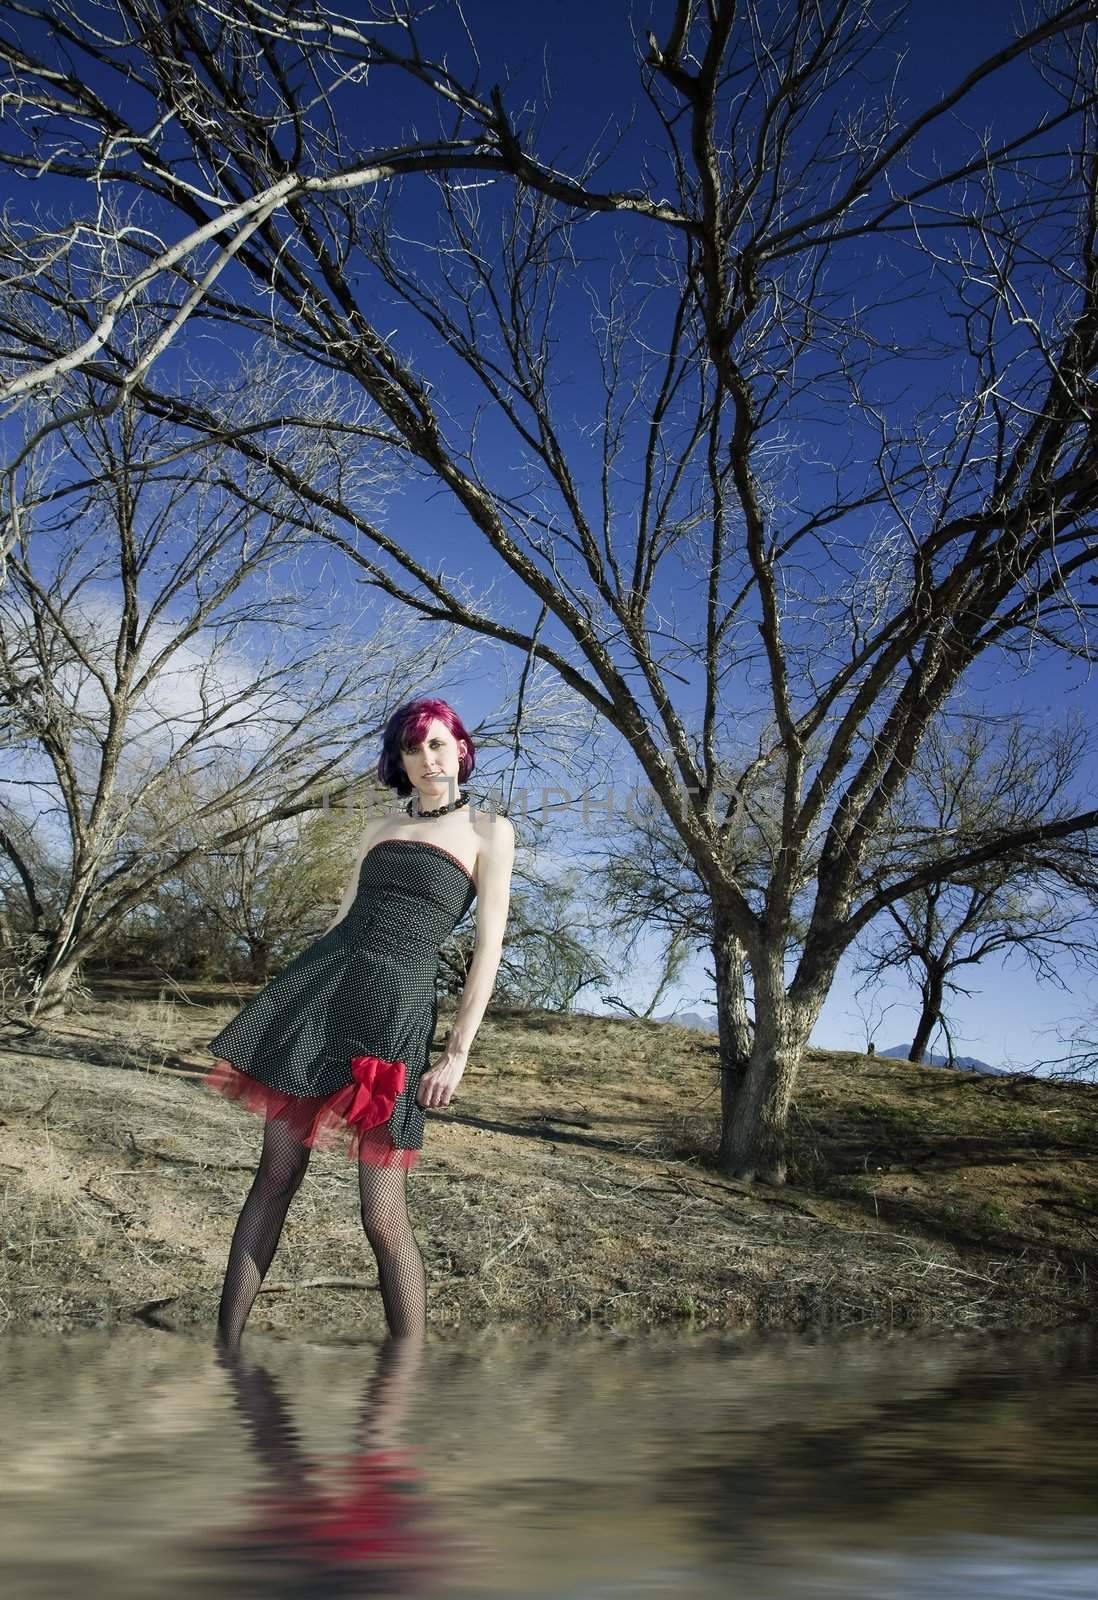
[1,980,1094,1340]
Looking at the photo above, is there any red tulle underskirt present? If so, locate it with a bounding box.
[203,1056,420,1170]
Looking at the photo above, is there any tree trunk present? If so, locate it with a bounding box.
[711,909,753,1145]
[23,948,85,1020]
[246,938,272,984]
[908,966,945,1063]
[720,954,823,1184]
[20,883,97,1018]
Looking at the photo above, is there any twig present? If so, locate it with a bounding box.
[480,1224,530,1273]
[908,1260,1000,1286]
[257,1276,379,1295]
[126,1130,254,1172]
[80,1179,134,1223]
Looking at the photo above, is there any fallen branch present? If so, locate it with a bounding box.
[258,1276,379,1295]
[125,1130,255,1172]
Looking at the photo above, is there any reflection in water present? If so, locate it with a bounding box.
[194,1338,462,1595]
[0,1323,1095,1597]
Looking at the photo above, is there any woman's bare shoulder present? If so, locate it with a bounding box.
[472,807,515,863]
[353,811,400,860]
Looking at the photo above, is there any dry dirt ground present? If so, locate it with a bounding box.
[1,982,1094,1341]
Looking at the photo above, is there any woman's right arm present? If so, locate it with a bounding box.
[320,820,386,935]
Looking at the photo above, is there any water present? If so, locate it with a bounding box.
[0,1323,1095,1597]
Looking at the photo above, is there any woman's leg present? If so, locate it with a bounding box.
[358,1163,427,1339]
[216,1115,312,1350]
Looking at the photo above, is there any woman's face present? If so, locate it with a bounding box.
[401,717,466,800]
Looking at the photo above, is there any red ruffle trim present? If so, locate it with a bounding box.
[203,1054,420,1170]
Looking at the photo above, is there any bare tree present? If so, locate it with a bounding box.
[57,781,361,982]
[854,721,1098,1064]
[2,1,1097,1180]
[862,877,1092,1067]
[145,790,365,985]
[593,782,757,1119]
[0,379,471,1014]
[1035,1015,1098,1081]
[600,926,697,1022]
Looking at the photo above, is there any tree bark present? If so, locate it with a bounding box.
[723,1016,800,1184]
[246,939,272,985]
[711,907,753,1148]
[720,953,825,1184]
[908,965,945,1063]
[23,947,84,1020]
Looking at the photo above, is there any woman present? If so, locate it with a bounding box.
[202,697,515,1349]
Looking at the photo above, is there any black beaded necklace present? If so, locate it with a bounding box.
[404,788,470,820]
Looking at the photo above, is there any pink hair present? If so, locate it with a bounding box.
[376,697,476,797]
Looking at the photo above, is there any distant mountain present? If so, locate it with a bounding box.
[657,1009,719,1032]
[878,1044,1006,1075]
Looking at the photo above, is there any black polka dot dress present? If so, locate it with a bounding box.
[202,839,477,1169]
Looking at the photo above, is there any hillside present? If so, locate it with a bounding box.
[0,981,1095,1339]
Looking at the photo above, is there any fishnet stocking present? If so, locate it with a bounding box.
[359,1163,427,1339]
[216,1116,311,1350]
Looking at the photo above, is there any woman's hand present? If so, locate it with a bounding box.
[415,1049,466,1109]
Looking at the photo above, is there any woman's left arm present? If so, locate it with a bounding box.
[416,818,515,1109]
